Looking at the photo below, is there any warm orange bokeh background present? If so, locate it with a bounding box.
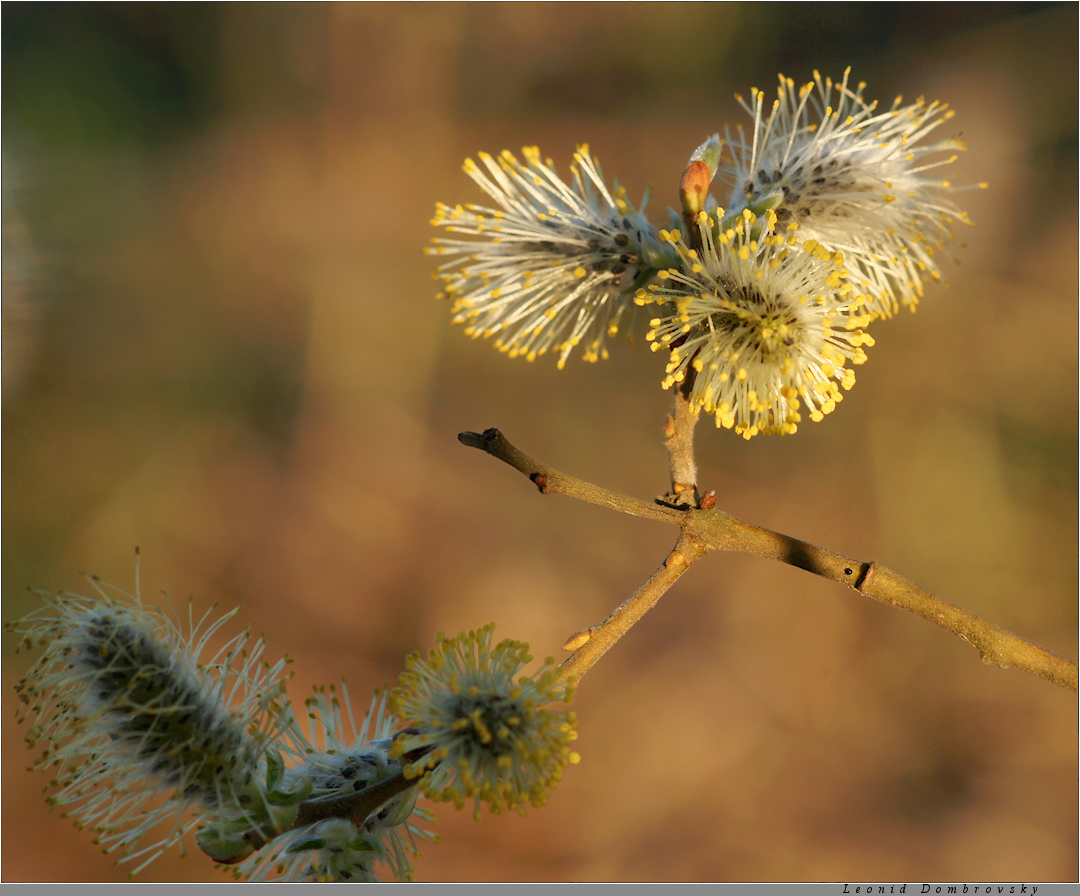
[3,3,1077,883]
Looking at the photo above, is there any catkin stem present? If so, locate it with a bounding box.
[662,384,701,506]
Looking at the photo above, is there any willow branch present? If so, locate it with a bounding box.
[686,514,1080,693]
[217,751,433,861]
[459,428,1079,694]
[458,429,680,525]
[556,532,706,684]
[218,771,421,860]
[292,770,419,830]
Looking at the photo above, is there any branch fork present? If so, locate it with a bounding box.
[457,427,1078,693]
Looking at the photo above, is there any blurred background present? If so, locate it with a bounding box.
[3,2,1077,883]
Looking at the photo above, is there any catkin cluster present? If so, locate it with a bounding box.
[11,572,567,881]
[429,69,983,438]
